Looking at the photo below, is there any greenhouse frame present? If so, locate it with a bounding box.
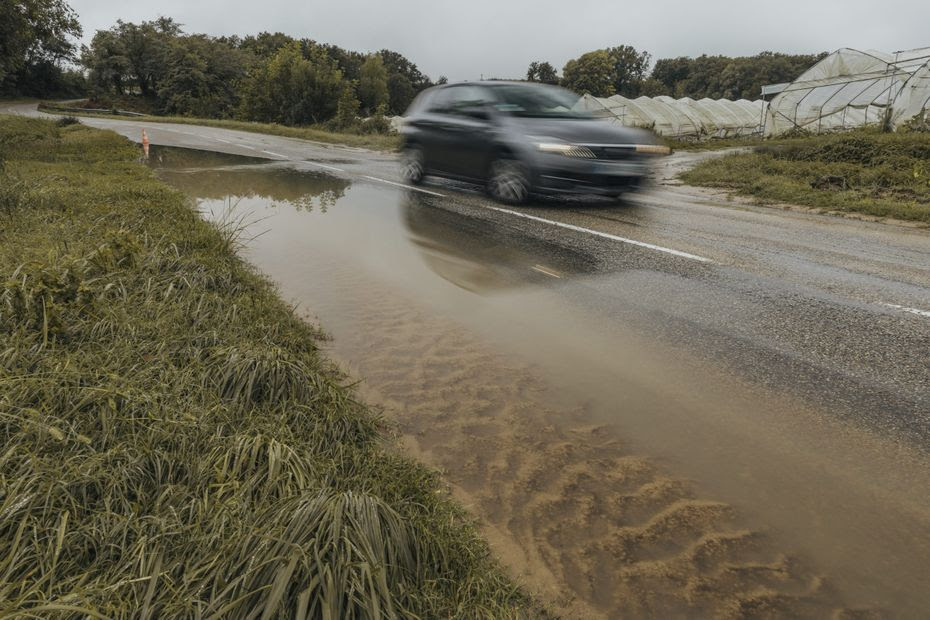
[391,47,930,139]
[763,47,930,136]
[575,94,766,139]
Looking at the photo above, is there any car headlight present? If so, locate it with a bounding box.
[537,143,596,159]
[635,144,671,155]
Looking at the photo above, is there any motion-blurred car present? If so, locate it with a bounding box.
[400,81,669,204]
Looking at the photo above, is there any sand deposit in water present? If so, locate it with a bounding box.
[153,147,930,618]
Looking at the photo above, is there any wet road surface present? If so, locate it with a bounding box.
[8,104,930,616]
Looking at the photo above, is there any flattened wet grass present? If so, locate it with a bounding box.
[679,129,930,223]
[0,115,536,617]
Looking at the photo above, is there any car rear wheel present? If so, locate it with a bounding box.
[487,156,530,205]
[401,145,425,185]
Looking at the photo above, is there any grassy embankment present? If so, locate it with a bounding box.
[37,102,402,152]
[679,129,930,223]
[0,115,535,617]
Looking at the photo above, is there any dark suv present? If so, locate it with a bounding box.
[400,81,669,204]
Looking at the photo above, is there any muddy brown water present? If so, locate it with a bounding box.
[154,147,930,618]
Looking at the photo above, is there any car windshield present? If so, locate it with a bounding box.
[489,84,589,119]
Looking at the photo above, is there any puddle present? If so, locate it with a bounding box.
[148,144,269,169]
[153,146,930,617]
[152,147,597,296]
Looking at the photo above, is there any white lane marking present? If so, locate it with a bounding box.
[305,161,346,173]
[487,206,713,263]
[215,138,231,144]
[363,176,446,197]
[880,303,930,318]
[532,264,562,278]
[235,143,257,150]
[261,150,286,159]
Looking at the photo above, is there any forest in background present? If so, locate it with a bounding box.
[3,0,826,130]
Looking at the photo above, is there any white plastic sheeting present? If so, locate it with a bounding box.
[764,47,930,136]
[575,94,766,139]
[388,116,405,132]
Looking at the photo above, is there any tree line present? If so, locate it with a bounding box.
[79,20,437,129]
[0,2,438,130]
[530,48,827,100]
[2,0,828,127]
[0,0,85,97]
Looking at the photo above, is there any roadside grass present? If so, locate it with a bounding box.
[0,97,40,105]
[37,102,402,152]
[679,129,930,223]
[0,115,536,617]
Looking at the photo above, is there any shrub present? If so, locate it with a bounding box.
[55,115,80,127]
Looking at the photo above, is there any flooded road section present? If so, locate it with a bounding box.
[154,146,930,618]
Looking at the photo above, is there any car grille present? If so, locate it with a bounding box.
[583,145,636,161]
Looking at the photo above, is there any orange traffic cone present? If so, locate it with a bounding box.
[141,129,150,159]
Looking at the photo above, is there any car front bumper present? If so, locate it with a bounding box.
[533,155,651,195]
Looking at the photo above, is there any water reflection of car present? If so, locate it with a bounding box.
[402,194,595,293]
[400,81,670,204]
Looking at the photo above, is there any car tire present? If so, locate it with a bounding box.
[401,145,426,185]
[487,155,531,205]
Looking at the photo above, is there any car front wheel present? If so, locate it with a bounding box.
[401,145,426,185]
[487,156,530,205]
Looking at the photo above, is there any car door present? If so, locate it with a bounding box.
[414,87,457,173]
[412,85,493,178]
[440,85,496,179]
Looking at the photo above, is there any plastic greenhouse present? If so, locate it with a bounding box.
[764,47,930,136]
[574,94,766,139]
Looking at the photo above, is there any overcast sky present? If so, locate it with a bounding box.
[68,0,928,81]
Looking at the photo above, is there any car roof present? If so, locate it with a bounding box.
[438,80,543,89]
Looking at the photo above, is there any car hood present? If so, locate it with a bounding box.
[508,116,655,145]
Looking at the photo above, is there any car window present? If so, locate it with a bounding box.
[405,88,434,115]
[427,87,457,113]
[488,84,588,118]
[428,85,491,116]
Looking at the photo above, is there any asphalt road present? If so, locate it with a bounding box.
[8,102,927,437]
[6,103,930,613]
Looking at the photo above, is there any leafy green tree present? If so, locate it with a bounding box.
[650,56,691,96]
[526,61,559,85]
[82,18,180,98]
[237,31,295,59]
[158,35,251,117]
[0,0,82,94]
[606,45,651,96]
[436,75,448,85]
[335,81,360,129]
[82,28,130,94]
[239,42,343,125]
[358,54,389,114]
[83,20,250,116]
[386,73,414,114]
[318,42,365,82]
[637,77,667,97]
[158,42,209,116]
[561,50,614,97]
[649,52,827,100]
[377,49,431,113]
[120,18,180,96]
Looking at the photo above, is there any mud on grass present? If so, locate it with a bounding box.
[678,129,930,223]
[0,115,536,617]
